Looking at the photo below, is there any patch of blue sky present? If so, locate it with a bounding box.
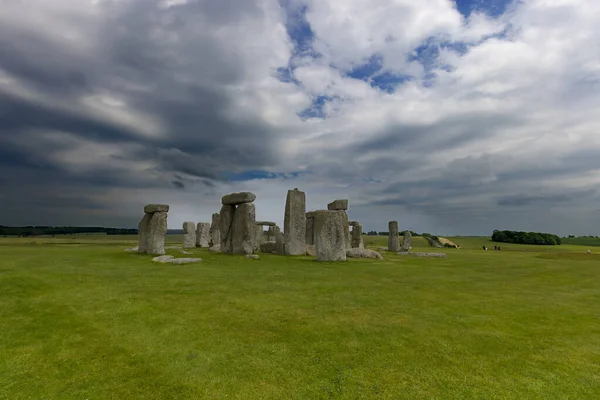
[225,170,311,182]
[454,0,516,18]
[297,95,338,120]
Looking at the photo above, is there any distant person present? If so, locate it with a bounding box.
[588,249,591,254]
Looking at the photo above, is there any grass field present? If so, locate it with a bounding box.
[1,235,599,399]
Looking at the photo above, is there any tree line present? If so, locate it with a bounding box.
[491,230,562,245]
[0,226,138,236]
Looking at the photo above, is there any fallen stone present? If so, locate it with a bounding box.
[209,244,222,253]
[260,241,276,253]
[170,257,202,264]
[327,199,348,211]
[397,252,447,258]
[305,244,316,257]
[245,254,260,259]
[164,246,180,250]
[125,246,139,253]
[222,192,256,205]
[346,248,383,260]
[196,222,210,248]
[388,221,400,252]
[178,249,193,255]
[231,202,256,255]
[284,188,306,255]
[378,246,389,251]
[144,204,170,213]
[146,211,168,255]
[182,221,196,248]
[313,210,346,261]
[152,255,174,263]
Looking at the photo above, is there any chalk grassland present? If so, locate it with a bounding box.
[1,235,599,399]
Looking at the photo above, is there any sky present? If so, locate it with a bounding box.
[1,0,599,236]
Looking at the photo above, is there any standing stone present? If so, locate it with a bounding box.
[274,226,284,255]
[401,230,412,252]
[339,211,350,249]
[388,221,400,252]
[284,188,306,255]
[254,225,263,252]
[267,226,276,242]
[137,213,152,254]
[305,211,315,245]
[182,221,196,248]
[313,210,347,261]
[351,223,364,249]
[327,199,348,211]
[196,222,210,248]
[146,211,168,255]
[209,213,221,247]
[231,202,256,255]
[219,205,235,254]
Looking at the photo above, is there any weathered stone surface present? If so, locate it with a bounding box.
[397,252,447,258]
[125,246,139,253]
[313,210,347,262]
[178,249,193,255]
[284,188,306,255]
[305,244,316,257]
[221,192,256,205]
[219,205,235,254]
[378,246,388,251]
[231,202,256,255]
[267,226,276,242]
[137,213,152,253]
[255,221,276,226]
[260,241,276,253]
[146,211,168,255]
[245,254,260,260]
[196,222,210,248]
[327,199,348,211]
[346,248,383,260]
[170,257,202,264]
[388,221,400,252]
[305,213,315,245]
[349,221,359,226]
[209,213,221,247]
[182,221,196,248]
[254,225,263,252]
[340,211,351,249]
[144,204,170,213]
[209,244,222,253]
[351,224,364,249]
[152,255,174,263]
[401,230,412,252]
[274,226,284,255]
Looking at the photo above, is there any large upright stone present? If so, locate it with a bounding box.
[314,210,347,261]
[401,230,412,252]
[327,199,348,211]
[305,211,316,245]
[274,226,284,255]
[146,211,168,255]
[137,213,152,254]
[267,225,276,242]
[231,202,256,254]
[388,221,400,252]
[284,188,306,255]
[351,223,364,249]
[209,213,221,247]
[196,222,210,248]
[339,210,350,249]
[219,205,235,254]
[182,221,196,248]
[254,225,263,252]
[222,192,256,206]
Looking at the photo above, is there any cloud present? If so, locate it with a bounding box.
[1,0,600,236]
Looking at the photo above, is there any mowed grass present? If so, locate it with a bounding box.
[1,236,599,399]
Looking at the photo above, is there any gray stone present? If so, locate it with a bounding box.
[313,210,347,262]
[346,248,383,260]
[219,204,235,254]
[397,252,447,258]
[221,192,256,205]
[137,213,152,253]
[305,213,315,245]
[274,226,284,255]
[349,221,359,226]
[267,226,276,242]
[305,244,316,257]
[260,241,277,253]
[231,202,256,255]
[178,249,193,255]
[340,210,351,249]
[245,254,260,259]
[351,223,364,249]
[209,213,221,247]
[378,246,389,251]
[327,199,348,210]
[144,204,170,213]
[388,221,400,252]
[401,230,412,252]
[170,257,203,264]
[255,221,276,226]
[284,188,306,255]
[182,221,196,248]
[125,246,139,253]
[146,211,168,255]
[209,244,222,253]
[196,222,210,248]
[152,255,174,263]
[254,225,263,252]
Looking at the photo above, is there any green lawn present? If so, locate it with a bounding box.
[1,236,599,399]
